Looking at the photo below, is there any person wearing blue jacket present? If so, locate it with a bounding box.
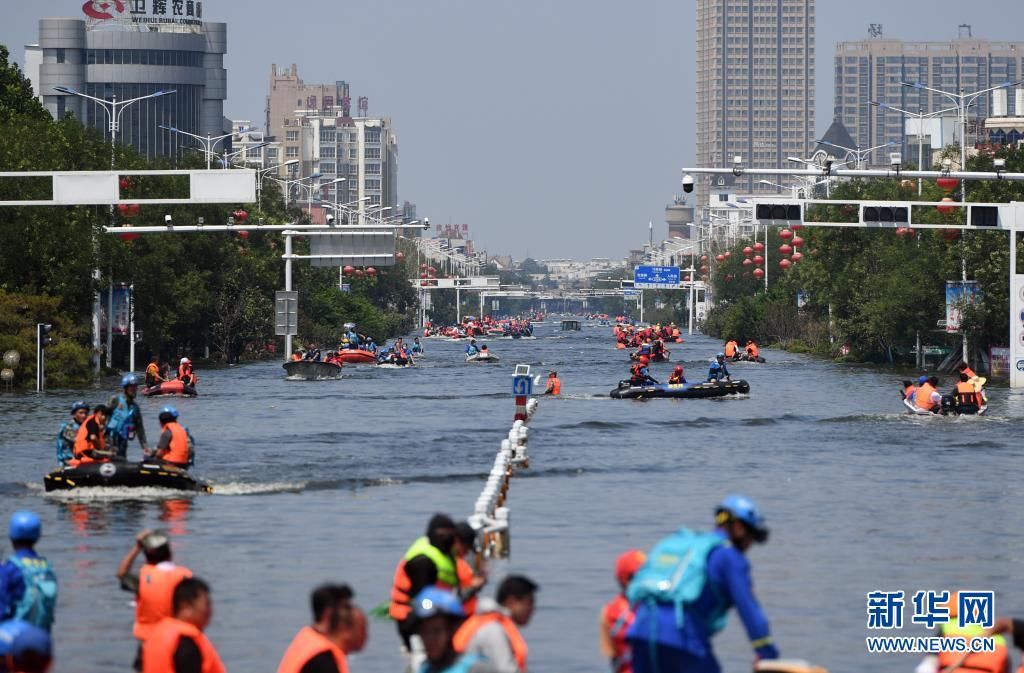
[627,495,778,673]
[0,512,57,633]
[706,354,731,383]
[55,401,89,466]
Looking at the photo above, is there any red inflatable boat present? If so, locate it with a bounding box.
[143,380,197,397]
[336,349,377,364]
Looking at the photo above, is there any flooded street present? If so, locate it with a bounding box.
[2,323,1023,672]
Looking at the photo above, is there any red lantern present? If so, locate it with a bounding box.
[936,177,959,192]
[790,223,803,231]
[779,244,793,256]
[792,236,804,248]
[937,197,957,215]
[117,203,130,216]
[779,229,794,240]
[700,255,708,263]
[742,258,753,267]
[366,267,377,276]
[895,227,908,238]
[724,251,732,259]
[419,272,427,279]
[753,242,765,252]
[238,230,249,240]
[791,251,804,262]
[752,255,764,266]
[700,265,709,274]
[778,258,792,270]
[119,177,132,191]
[941,228,961,241]
[420,280,428,286]
[427,266,436,274]
[743,246,753,256]
[396,252,406,261]
[118,231,139,242]
[354,269,365,278]
[343,265,355,276]
[752,268,765,279]
[234,209,249,221]
[684,274,692,281]
[715,254,725,262]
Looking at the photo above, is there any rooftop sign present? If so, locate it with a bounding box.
[82,0,204,27]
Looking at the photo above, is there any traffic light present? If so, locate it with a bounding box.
[969,205,1000,227]
[755,203,802,224]
[862,206,909,224]
[37,323,55,348]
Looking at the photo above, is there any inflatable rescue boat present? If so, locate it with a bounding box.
[466,352,501,363]
[902,395,987,416]
[142,380,197,397]
[44,461,211,493]
[336,349,377,364]
[610,379,750,399]
[283,360,343,380]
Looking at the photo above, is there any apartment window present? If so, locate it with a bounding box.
[56,49,66,64]
[320,146,335,158]
[320,162,336,174]
[286,130,299,142]
[286,147,299,158]
[365,163,381,175]
[348,149,357,159]
[321,130,336,142]
[246,148,262,159]
[350,133,357,142]
[365,178,381,190]
[364,129,381,143]
[267,148,279,160]
[364,147,381,159]
[307,96,317,109]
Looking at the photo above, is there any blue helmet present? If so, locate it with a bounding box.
[9,511,41,543]
[917,375,929,385]
[0,620,52,659]
[717,353,725,359]
[161,406,179,419]
[716,494,768,543]
[411,587,464,619]
[121,373,139,387]
[70,401,89,414]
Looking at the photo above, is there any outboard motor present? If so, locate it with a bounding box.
[940,394,957,415]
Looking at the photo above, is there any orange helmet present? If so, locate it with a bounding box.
[674,365,684,374]
[615,549,647,586]
[639,355,650,365]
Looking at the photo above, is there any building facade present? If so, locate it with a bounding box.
[264,65,398,218]
[695,0,816,206]
[29,2,227,160]
[834,37,1024,166]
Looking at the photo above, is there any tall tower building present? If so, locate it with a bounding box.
[834,36,1024,166]
[695,0,816,206]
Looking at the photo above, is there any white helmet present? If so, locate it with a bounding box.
[180,357,190,364]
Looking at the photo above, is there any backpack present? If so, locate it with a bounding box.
[626,528,726,630]
[8,555,58,630]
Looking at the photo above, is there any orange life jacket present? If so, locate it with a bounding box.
[276,626,349,673]
[456,557,478,615]
[937,623,1008,673]
[955,382,982,407]
[388,538,458,622]
[291,353,302,362]
[134,563,193,641]
[146,363,161,378]
[903,385,916,400]
[546,378,561,395]
[602,594,636,673]
[724,342,737,358]
[142,617,225,673]
[453,612,528,672]
[162,422,191,465]
[73,414,106,463]
[746,342,759,357]
[961,366,978,379]
[915,383,938,410]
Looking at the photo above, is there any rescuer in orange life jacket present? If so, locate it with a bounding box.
[142,577,225,673]
[452,575,538,673]
[390,514,461,650]
[275,584,367,673]
[151,407,194,469]
[116,529,193,672]
[599,550,647,673]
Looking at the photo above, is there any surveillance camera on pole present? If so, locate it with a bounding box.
[164,214,173,227]
[326,213,335,225]
[682,174,695,193]
[732,155,743,177]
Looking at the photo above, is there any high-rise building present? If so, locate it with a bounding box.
[264,65,398,219]
[695,0,816,206]
[834,36,1024,165]
[28,1,227,160]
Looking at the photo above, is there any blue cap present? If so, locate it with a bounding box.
[917,375,929,385]
[0,620,51,658]
[717,494,769,543]
[121,373,139,387]
[9,511,41,544]
[412,587,464,619]
[160,406,179,419]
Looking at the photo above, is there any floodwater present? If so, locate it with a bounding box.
[2,323,1022,673]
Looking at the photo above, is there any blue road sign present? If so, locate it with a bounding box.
[512,375,533,396]
[623,289,641,299]
[633,265,681,289]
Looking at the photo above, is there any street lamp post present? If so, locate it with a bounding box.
[160,125,236,170]
[256,160,300,212]
[53,86,175,373]
[869,102,959,194]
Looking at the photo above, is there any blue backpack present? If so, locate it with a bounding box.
[106,394,137,441]
[7,556,58,631]
[626,528,727,630]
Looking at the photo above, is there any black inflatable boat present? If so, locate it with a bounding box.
[283,360,343,380]
[610,379,750,399]
[44,461,211,493]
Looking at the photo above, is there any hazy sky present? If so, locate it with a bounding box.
[3,1,1022,259]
